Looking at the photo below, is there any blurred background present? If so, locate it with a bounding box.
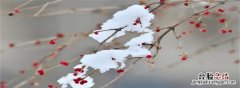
[0,0,239,88]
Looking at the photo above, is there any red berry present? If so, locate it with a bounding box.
[220,29,227,34]
[80,54,84,57]
[201,29,207,33]
[155,27,160,32]
[218,8,224,12]
[146,54,152,59]
[204,5,209,9]
[73,72,78,76]
[189,20,195,24]
[227,29,232,33]
[182,32,186,35]
[135,18,141,23]
[234,60,240,64]
[94,32,98,35]
[73,78,80,84]
[144,5,150,9]
[32,62,39,68]
[56,33,64,38]
[160,0,166,4]
[8,43,15,48]
[60,60,69,66]
[195,22,201,28]
[116,69,124,73]
[203,11,210,15]
[48,84,53,88]
[184,2,188,6]
[14,8,20,13]
[133,23,137,25]
[1,81,5,88]
[219,18,226,23]
[74,68,84,73]
[181,57,187,61]
[35,40,41,45]
[37,69,45,76]
[49,39,56,45]
[80,80,88,85]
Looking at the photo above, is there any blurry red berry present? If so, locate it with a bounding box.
[195,22,201,28]
[219,18,226,23]
[48,84,53,88]
[181,57,187,61]
[56,33,64,38]
[116,69,124,73]
[146,54,152,59]
[14,8,20,13]
[37,69,45,76]
[49,39,56,45]
[203,11,210,15]
[204,5,209,9]
[201,29,207,33]
[218,8,224,12]
[60,60,69,66]
[8,43,15,48]
[35,40,41,45]
[144,5,150,9]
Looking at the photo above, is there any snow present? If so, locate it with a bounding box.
[124,29,154,47]
[89,5,154,43]
[80,50,129,73]
[57,73,94,88]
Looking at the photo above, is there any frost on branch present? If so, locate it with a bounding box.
[58,4,154,88]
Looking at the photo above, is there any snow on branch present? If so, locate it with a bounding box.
[58,4,154,88]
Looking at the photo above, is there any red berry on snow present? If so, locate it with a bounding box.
[73,72,78,76]
[94,31,99,35]
[144,5,150,9]
[80,80,88,85]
